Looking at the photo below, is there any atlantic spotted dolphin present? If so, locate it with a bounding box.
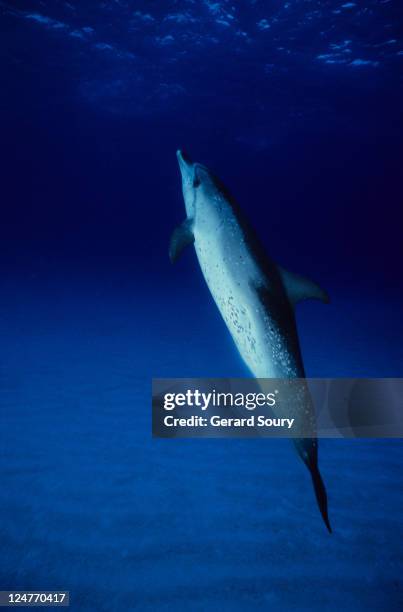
[170,150,332,532]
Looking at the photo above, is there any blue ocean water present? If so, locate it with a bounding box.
[1,1,403,610]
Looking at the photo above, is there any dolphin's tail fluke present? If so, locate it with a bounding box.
[309,463,332,533]
[294,439,332,533]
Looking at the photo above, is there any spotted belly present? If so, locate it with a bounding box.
[195,238,298,378]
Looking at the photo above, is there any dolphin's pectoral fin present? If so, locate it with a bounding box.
[278,266,330,306]
[169,219,194,263]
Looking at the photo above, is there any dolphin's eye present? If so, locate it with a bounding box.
[193,177,201,188]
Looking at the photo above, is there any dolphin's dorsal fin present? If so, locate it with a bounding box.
[169,218,194,263]
[278,265,330,305]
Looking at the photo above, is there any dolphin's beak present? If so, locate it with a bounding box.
[177,149,193,175]
[177,149,193,165]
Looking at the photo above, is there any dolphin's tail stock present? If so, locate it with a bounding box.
[294,438,332,533]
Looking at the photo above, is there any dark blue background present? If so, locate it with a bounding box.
[1,2,402,610]
[2,1,403,290]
